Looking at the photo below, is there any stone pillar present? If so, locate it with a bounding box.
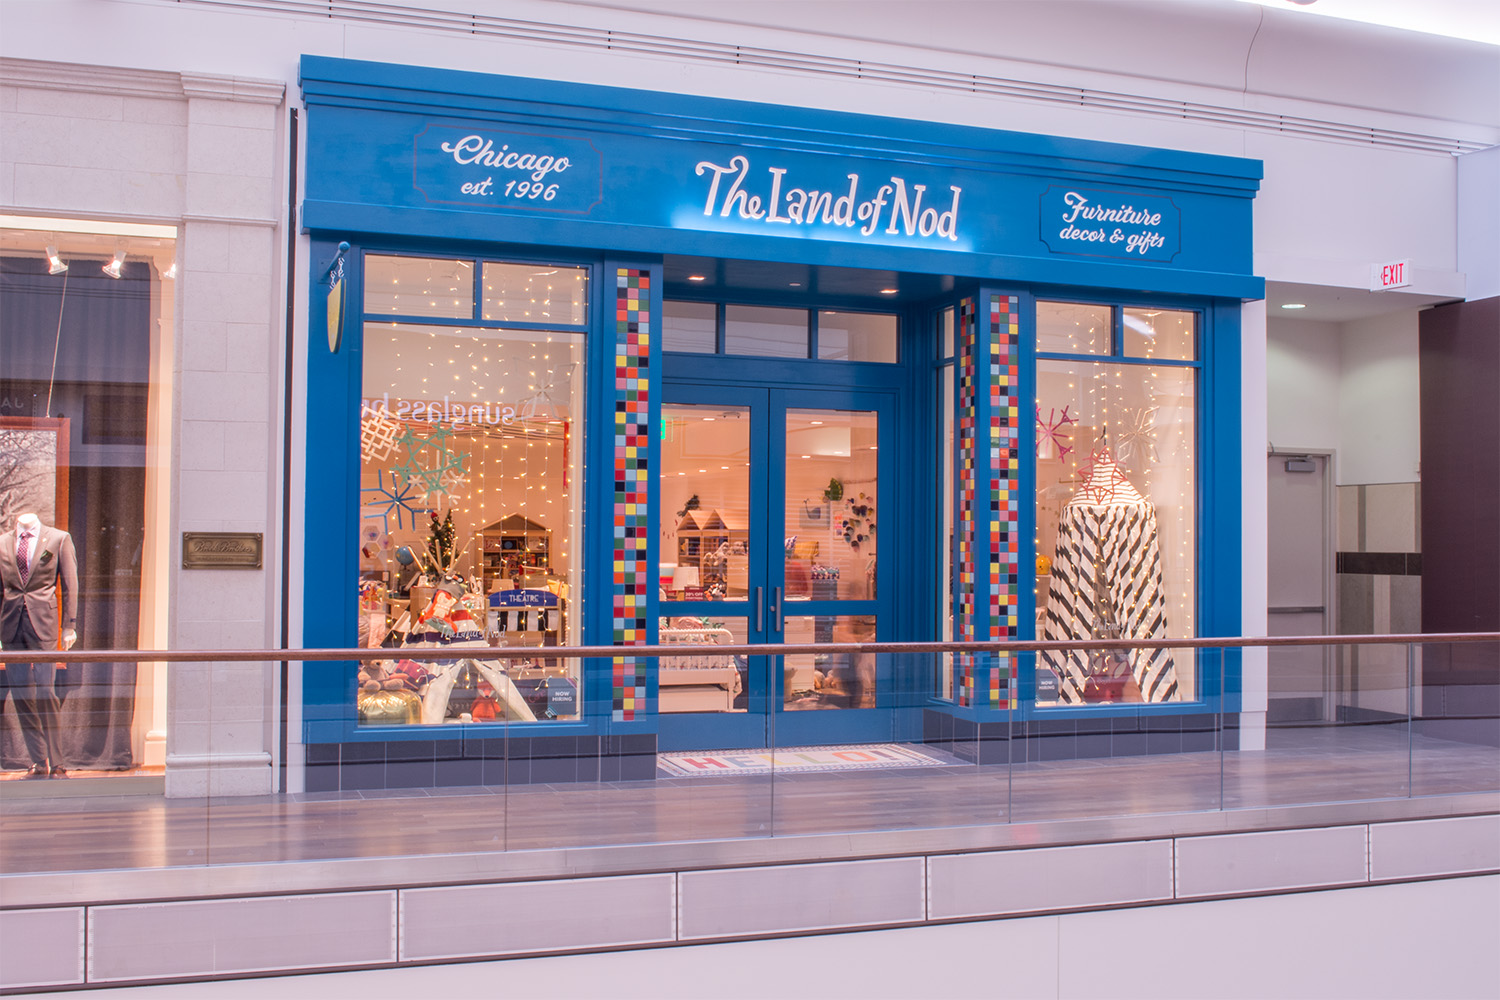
[164,74,286,798]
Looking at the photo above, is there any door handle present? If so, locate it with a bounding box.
[770,586,783,633]
[753,587,764,632]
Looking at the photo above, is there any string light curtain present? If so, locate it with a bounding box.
[1033,302,1197,704]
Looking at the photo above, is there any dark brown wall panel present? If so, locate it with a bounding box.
[1419,296,1500,679]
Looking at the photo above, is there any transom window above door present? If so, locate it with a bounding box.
[663,300,898,363]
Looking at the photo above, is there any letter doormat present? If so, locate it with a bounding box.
[657,743,964,777]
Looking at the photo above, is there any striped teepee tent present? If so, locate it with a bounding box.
[1040,461,1178,703]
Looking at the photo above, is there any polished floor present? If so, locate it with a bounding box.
[1,726,1495,877]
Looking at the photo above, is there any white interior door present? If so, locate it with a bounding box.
[1267,453,1334,722]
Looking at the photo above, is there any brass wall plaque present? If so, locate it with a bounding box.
[182,532,263,569]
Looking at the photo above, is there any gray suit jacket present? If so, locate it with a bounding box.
[0,525,78,646]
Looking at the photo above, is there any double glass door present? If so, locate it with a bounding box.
[658,383,893,750]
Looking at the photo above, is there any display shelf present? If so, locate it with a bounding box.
[480,513,552,592]
[674,509,748,599]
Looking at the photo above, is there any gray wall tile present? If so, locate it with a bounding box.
[0,907,84,989]
[679,858,924,940]
[1340,574,1375,635]
[1364,483,1418,553]
[1389,574,1422,634]
[88,892,396,982]
[1370,816,1500,880]
[1176,826,1368,897]
[400,874,675,960]
[929,840,1173,919]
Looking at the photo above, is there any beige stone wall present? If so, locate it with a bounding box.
[1,58,286,796]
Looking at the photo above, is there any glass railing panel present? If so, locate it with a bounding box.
[525,641,777,852]
[1010,643,1223,824]
[283,652,515,863]
[0,651,209,876]
[1410,639,1500,798]
[4,636,1498,880]
[762,649,1002,838]
[1232,640,1411,809]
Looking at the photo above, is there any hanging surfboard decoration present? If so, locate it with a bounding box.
[322,241,351,353]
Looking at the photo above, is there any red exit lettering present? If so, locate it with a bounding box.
[1370,259,1412,292]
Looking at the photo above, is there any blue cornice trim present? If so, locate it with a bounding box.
[299,55,1263,197]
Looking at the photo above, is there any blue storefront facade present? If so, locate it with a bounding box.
[298,55,1262,789]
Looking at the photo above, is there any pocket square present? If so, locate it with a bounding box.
[38,550,54,566]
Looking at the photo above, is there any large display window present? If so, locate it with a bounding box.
[0,216,175,775]
[1033,301,1199,705]
[353,253,587,726]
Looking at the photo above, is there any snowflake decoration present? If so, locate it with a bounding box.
[361,469,432,532]
[435,464,468,500]
[1114,405,1160,468]
[1035,403,1077,461]
[415,452,469,502]
[360,409,403,465]
[516,363,577,422]
[418,422,457,454]
[389,423,470,502]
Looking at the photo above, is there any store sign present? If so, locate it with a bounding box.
[364,393,517,429]
[693,154,962,244]
[413,125,603,214]
[1035,667,1061,702]
[491,588,559,608]
[1370,259,1411,290]
[182,532,263,570]
[546,676,578,717]
[1038,185,1180,262]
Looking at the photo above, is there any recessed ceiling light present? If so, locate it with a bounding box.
[687,274,707,282]
[1281,303,1307,310]
[879,288,898,295]
[789,282,802,287]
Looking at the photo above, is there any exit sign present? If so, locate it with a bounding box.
[1371,259,1412,291]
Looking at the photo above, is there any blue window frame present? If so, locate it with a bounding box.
[926,293,1241,721]
[302,238,606,744]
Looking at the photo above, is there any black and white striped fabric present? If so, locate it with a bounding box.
[1040,500,1178,703]
[491,608,555,634]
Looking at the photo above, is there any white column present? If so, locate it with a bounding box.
[164,73,285,798]
[1240,299,1269,751]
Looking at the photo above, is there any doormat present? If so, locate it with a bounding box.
[657,743,964,777]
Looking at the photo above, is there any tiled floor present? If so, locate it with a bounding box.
[0,726,1494,876]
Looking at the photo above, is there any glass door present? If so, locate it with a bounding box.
[658,386,766,750]
[658,384,893,750]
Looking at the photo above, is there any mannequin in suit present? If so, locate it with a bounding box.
[1,513,79,778]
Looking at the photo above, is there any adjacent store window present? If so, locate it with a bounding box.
[0,217,176,773]
[355,254,587,727]
[1034,301,1198,705]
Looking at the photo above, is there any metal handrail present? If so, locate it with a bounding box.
[4,632,1497,664]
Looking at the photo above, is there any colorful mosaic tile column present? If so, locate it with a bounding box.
[612,268,651,721]
[955,294,1021,710]
[955,298,978,706]
[990,293,1021,710]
